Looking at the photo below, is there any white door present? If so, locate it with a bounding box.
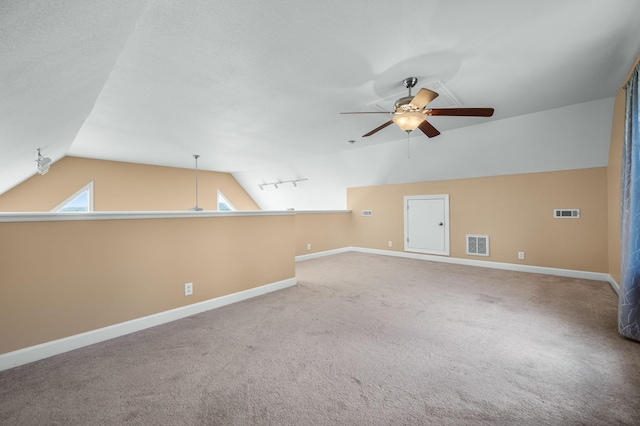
[404,195,449,256]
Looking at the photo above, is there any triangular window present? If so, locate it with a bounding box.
[217,189,236,211]
[52,181,94,212]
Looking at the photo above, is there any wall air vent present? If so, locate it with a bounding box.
[466,235,489,256]
[361,210,372,217]
[554,209,580,218]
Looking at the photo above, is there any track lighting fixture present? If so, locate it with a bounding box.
[36,148,52,175]
[258,178,308,190]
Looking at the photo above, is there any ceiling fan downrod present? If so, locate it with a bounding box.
[189,154,203,212]
[402,77,418,97]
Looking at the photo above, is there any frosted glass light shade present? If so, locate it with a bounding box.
[392,112,426,132]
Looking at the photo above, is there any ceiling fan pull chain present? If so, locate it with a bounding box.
[407,132,411,159]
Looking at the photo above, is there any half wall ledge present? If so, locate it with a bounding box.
[0,210,295,223]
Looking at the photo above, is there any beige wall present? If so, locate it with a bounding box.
[0,214,295,354]
[294,212,351,256]
[607,54,640,284]
[0,156,259,212]
[348,168,609,273]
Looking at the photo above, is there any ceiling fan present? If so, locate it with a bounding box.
[341,77,494,139]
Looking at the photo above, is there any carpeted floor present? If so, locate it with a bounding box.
[1,252,639,425]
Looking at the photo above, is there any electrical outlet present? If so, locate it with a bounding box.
[518,252,525,260]
[388,240,393,247]
[307,243,311,251]
[184,282,193,296]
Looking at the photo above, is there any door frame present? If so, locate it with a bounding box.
[403,194,450,256]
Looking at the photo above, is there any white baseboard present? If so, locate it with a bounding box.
[297,246,612,283]
[350,247,611,282]
[0,277,297,372]
[608,276,620,295]
[295,247,352,262]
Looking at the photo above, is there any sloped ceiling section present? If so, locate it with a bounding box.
[0,0,148,195]
[234,98,616,210]
[2,1,640,209]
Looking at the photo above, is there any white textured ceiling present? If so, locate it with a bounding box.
[2,1,640,209]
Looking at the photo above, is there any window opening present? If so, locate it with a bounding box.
[217,189,236,211]
[52,181,94,212]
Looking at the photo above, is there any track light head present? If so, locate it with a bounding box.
[36,148,52,175]
[258,178,307,190]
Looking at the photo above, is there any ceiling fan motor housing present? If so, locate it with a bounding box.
[395,96,419,113]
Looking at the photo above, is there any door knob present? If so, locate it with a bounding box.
[438,222,444,226]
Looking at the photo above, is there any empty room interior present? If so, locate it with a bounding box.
[1,1,640,424]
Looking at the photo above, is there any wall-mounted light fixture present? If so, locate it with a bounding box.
[36,148,52,175]
[259,178,308,190]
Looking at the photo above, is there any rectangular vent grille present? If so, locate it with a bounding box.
[466,235,489,256]
[554,209,580,218]
[361,210,372,217]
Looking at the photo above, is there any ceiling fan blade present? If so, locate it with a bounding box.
[427,108,494,117]
[410,88,439,109]
[418,120,440,138]
[363,120,394,137]
[340,111,393,114]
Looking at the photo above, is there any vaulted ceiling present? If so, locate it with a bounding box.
[2,1,640,209]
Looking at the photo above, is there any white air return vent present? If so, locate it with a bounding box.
[466,235,489,256]
[361,210,372,217]
[554,209,580,218]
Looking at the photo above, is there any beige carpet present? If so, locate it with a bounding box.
[1,252,639,425]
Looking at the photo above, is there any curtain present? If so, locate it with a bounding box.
[620,62,640,341]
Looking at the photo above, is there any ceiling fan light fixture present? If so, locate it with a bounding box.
[393,112,426,132]
[342,77,493,139]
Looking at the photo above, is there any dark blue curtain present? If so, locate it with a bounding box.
[620,63,640,341]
